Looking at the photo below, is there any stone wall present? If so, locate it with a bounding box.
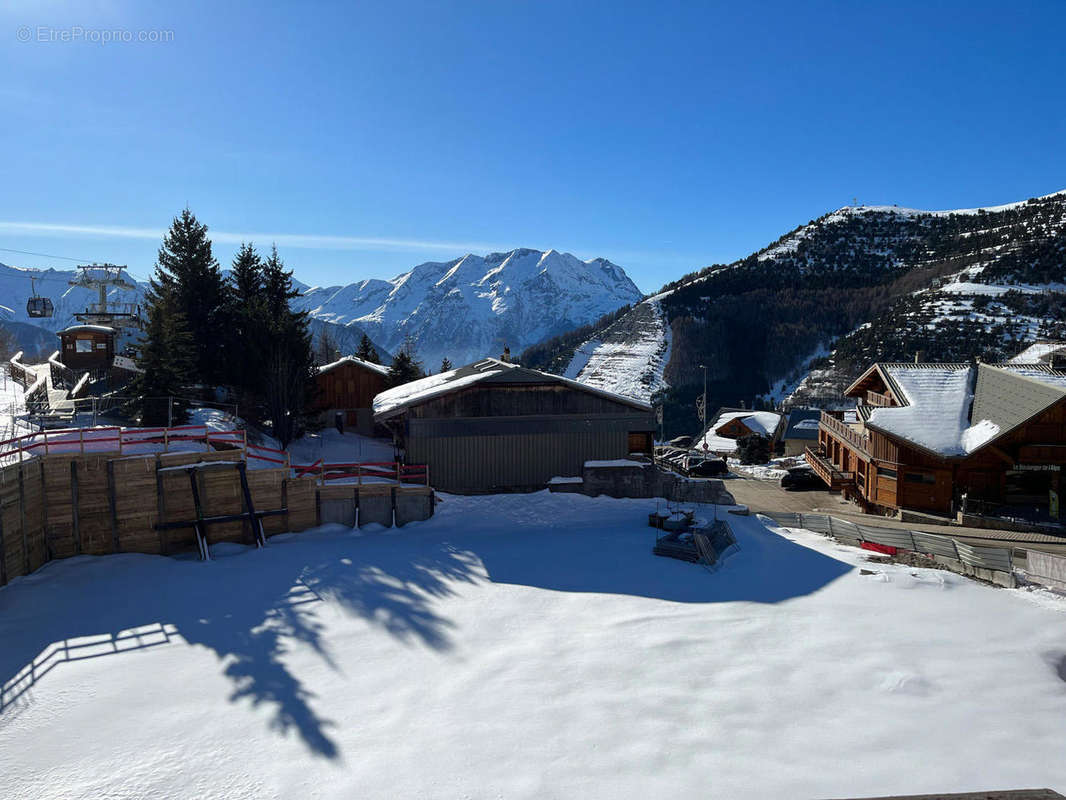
[552,461,735,504]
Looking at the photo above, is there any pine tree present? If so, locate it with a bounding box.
[262,245,300,321]
[258,246,316,447]
[356,333,380,364]
[228,242,263,307]
[154,209,228,384]
[226,243,267,403]
[133,282,195,425]
[439,357,453,373]
[387,337,425,388]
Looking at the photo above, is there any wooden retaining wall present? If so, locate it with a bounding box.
[0,450,430,587]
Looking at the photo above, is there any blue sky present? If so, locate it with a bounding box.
[1,0,1064,293]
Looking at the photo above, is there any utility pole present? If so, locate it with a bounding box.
[167,396,173,429]
[702,364,707,416]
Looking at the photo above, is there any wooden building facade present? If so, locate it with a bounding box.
[809,361,1066,519]
[58,324,115,371]
[314,356,389,435]
[374,358,656,493]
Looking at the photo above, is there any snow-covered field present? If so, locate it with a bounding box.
[2,493,1066,800]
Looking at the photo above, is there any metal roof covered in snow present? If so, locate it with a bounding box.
[317,355,389,377]
[373,357,653,420]
[783,409,821,440]
[59,324,116,335]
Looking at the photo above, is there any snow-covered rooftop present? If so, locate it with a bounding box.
[695,410,783,454]
[1007,341,1066,365]
[317,355,389,377]
[866,364,975,457]
[59,324,115,335]
[373,357,653,419]
[862,361,1066,457]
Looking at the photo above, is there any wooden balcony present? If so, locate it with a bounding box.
[819,411,870,458]
[865,389,893,407]
[805,446,854,490]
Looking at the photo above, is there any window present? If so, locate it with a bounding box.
[95,342,108,350]
[75,338,92,353]
[878,468,897,480]
[905,472,937,485]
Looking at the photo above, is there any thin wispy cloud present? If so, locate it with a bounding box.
[0,220,511,256]
[0,220,702,275]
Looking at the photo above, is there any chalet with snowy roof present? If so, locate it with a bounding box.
[373,357,656,493]
[810,360,1066,520]
[314,356,390,435]
[781,409,821,456]
[695,409,785,456]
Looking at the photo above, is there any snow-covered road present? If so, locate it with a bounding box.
[1,493,1064,799]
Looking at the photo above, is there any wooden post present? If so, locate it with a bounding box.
[18,464,29,575]
[107,460,120,553]
[155,457,168,555]
[70,460,81,556]
[0,498,8,586]
[282,478,290,533]
[39,460,52,562]
[187,469,210,561]
[236,462,265,547]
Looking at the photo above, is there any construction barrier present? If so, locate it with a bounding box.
[759,511,1017,586]
[0,448,436,587]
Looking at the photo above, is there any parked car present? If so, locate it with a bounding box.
[780,466,823,491]
[685,456,729,477]
[669,435,694,449]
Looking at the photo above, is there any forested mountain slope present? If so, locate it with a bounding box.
[522,190,1066,436]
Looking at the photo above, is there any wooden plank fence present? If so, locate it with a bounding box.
[0,445,435,586]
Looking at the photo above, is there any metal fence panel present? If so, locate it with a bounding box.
[760,512,801,528]
[828,518,860,538]
[955,540,1013,572]
[1025,550,1066,591]
[799,514,831,534]
[856,524,916,551]
[912,531,960,560]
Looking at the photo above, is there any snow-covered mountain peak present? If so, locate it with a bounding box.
[293,248,643,367]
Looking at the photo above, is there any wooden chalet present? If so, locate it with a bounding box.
[696,408,785,456]
[58,324,116,371]
[314,356,390,435]
[809,360,1066,520]
[373,358,656,493]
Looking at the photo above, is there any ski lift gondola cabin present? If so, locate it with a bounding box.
[26,277,54,318]
[26,295,55,317]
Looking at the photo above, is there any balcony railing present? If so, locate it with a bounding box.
[819,411,870,457]
[866,389,893,407]
[805,446,854,490]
